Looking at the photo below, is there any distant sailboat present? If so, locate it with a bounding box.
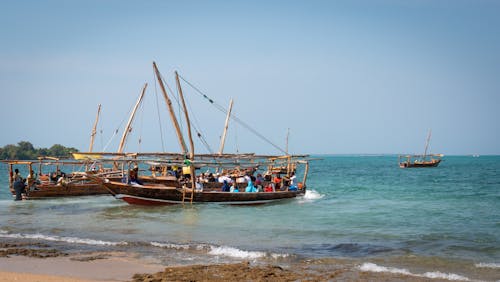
[399,130,443,168]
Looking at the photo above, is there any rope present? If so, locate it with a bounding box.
[183,89,215,154]
[178,74,287,154]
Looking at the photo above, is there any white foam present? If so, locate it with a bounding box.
[422,271,470,281]
[359,262,411,275]
[302,189,324,200]
[359,263,471,281]
[150,241,190,250]
[208,246,266,259]
[475,262,500,269]
[0,232,126,246]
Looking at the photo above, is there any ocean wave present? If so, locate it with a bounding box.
[0,231,127,246]
[209,245,266,259]
[208,245,289,260]
[359,263,471,281]
[150,241,191,250]
[475,262,500,269]
[302,190,324,201]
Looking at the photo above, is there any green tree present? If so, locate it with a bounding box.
[0,142,79,160]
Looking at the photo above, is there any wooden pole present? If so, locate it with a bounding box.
[88,104,101,152]
[302,161,309,187]
[153,62,187,155]
[175,71,196,198]
[117,83,147,153]
[218,98,234,155]
[286,128,290,155]
[175,71,194,160]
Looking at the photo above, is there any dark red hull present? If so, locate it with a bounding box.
[102,180,305,206]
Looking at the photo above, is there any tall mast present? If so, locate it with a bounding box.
[175,71,195,160]
[175,71,197,199]
[153,62,187,155]
[285,128,290,155]
[117,83,147,153]
[88,104,101,152]
[218,98,233,155]
[423,129,432,158]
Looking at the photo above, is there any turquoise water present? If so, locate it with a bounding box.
[1,155,499,279]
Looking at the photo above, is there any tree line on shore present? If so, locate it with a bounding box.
[0,141,79,160]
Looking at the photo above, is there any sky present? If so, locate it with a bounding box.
[1,0,499,155]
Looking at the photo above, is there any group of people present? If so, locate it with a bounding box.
[11,168,46,200]
[195,169,299,193]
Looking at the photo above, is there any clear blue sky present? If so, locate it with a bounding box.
[1,0,499,155]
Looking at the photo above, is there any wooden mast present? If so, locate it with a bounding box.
[175,71,196,202]
[423,129,432,160]
[218,98,233,155]
[285,128,290,155]
[88,104,101,152]
[153,62,187,155]
[117,83,147,153]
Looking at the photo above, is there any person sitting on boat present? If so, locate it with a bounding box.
[264,183,274,192]
[129,167,143,185]
[195,177,204,192]
[245,180,257,192]
[232,184,239,193]
[27,169,39,190]
[273,174,282,191]
[218,174,232,184]
[221,180,230,192]
[243,173,251,183]
[57,173,67,186]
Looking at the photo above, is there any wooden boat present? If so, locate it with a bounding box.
[87,156,308,205]
[398,155,442,168]
[3,158,111,200]
[92,177,305,205]
[2,105,129,200]
[86,63,311,205]
[399,130,443,168]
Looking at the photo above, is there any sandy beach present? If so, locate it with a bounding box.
[0,247,461,282]
[0,251,165,282]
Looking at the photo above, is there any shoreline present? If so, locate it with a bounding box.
[1,238,499,281]
[2,251,488,282]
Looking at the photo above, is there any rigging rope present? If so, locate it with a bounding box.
[183,89,215,154]
[178,74,287,154]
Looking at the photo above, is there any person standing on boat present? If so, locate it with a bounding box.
[288,172,298,191]
[13,168,22,182]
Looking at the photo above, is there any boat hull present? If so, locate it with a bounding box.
[17,183,108,199]
[102,180,305,206]
[399,159,441,168]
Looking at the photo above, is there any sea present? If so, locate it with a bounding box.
[1,155,499,281]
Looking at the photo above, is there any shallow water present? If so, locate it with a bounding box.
[1,155,499,280]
